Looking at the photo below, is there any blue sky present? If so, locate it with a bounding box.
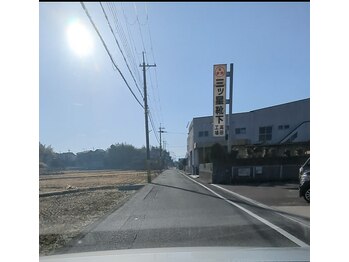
[39,2,309,160]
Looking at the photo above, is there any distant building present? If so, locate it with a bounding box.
[187,98,310,174]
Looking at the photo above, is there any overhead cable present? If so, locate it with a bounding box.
[80,2,144,109]
[149,111,160,144]
[133,2,147,53]
[108,3,142,87]
[145,3,164,125]
[99,2,143,99]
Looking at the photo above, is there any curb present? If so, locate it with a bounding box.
[39,184,144,197]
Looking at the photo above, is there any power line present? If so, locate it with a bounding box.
[133,2,147,53]
[145,70,162,126]
[144,56,160,124]
[100,2,143,99]
[107,3,142,87]
[137,3,148,26]
[148,102,160,132]
[95,3,162,152]
[166,131,188,135]
[122,3,162,132]
[147,66,161,127]
[149,111,160,144]
[80,2,144,109]
[121,2,143,84]
[134,3,163,135]
[105,3,161,157]
[152,67,164,124]
[144,3,164,125]
[145,3,156,67]
[139,4,165,149]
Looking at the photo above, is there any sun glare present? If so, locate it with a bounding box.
[67,20,94,57]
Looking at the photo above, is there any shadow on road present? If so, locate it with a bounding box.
[151,182,309,221]
[151,182,221,200]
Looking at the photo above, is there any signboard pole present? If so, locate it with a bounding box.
[227,63,234,153]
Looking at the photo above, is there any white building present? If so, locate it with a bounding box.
[187,98,310,173]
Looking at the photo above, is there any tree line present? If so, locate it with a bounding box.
[39,142,174,171]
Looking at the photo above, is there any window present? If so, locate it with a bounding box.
[259,126,272,142]
[235,127,246,134]
[278,125,283,130]
[284,125,290,129]
[199,131,209,137]
[279,124,289,130]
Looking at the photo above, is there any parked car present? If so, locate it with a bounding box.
[299,157,310,203]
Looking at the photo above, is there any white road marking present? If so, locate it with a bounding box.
[178,171,309,248]
[211,184,310,228]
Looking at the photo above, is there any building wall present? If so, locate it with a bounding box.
[186,98,310,171]
[247,99,310,144]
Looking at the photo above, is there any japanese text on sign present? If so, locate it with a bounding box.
[213,64,226,137]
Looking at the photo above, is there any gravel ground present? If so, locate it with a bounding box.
[39,189,137,256]
[39,170,160,256]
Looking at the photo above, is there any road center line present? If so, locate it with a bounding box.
[211,184,310,228]
[178,171,309,248]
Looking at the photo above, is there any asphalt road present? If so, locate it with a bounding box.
[61,169,310,254]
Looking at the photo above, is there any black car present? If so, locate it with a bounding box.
[299,158,310,203]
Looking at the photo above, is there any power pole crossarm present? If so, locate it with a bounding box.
[140,52,156,183]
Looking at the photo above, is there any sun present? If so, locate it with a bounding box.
[67,19,94,57]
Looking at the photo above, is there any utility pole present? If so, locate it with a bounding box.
[158,124,166,169]
[140,52,156,183]
[163,141,167,151]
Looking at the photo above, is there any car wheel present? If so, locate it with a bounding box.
[304,188,310,203]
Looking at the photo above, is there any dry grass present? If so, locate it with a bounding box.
[39,170,158,193]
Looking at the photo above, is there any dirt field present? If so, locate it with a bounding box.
[39,170,159,256]
[39,170,157,193]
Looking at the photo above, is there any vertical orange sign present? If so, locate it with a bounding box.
[213,64,227,137]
